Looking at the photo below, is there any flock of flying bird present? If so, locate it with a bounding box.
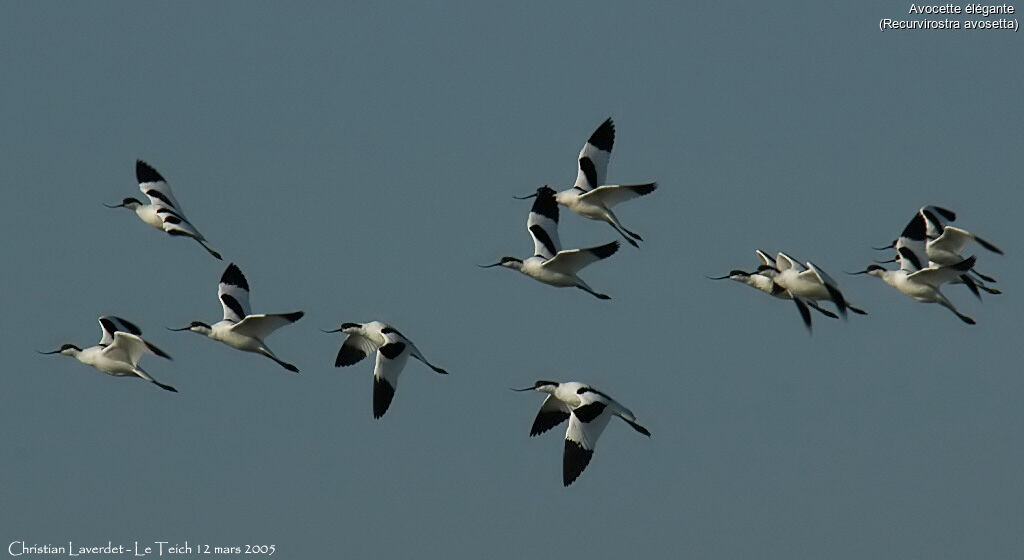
[39,118,1004,487]
[711,205,1004,330]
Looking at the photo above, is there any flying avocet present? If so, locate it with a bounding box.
[482,186,620,299]
[170,263,303,372]
[106,160,221,259]
[708,250,839,330]
[878,209,998,297]
[771,252,867,318]
[514,380,650,486]
[876,205,1002,286]
[39,316,176,392]
[323,321,447,419]
[529,118,656,247]
[852,252,978,325]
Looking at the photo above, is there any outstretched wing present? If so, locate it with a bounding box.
[97,316,142,346]
[526,190,560,259]
[371,334,411,419]
[573,118,615,192]
[895,211,928,271]
[529,394,571,436]
[577,183,656,208]
[335,333,381,367]
[137,160,183,213]
[231,312,304,340]
[542,241,619,275]
[218,263,252,322]
[102,332,171,366]
[908,256,977,288]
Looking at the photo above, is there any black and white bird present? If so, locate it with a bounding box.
[106,160,221,259]
[708,249,839,331]
[876,205,1002,288]
[323,321,447,419]
[852,256,979,324]
[169,263,304,372]
[515,380,650,486]
[39,316,176,392]
[877,209,998,298]
[482,186,620,299]
[855,211,981,324]
[772,252,867,318]
[535,118,656,247]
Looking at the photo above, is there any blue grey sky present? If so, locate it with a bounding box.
[2,2,1022,558]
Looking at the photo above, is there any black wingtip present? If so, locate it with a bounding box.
[563,439,593,486]
[588,118,615,152]
[590,240,620,260]
[155,381,178,393]
[200,241,222,260]
[283,311,305,323]
[974,235,1003,255]
[135,160,166,183]
[220,263,250,290]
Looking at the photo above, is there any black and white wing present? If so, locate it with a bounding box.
[895,211,928,272]
[137,160,184,213]
[527,188,561,259]
[804,261,850,315]
[137,160,220,258]
[576,182,657,208]
[102,332,171,366]
[371,333,411,419]
[774,252,805,273]
[232,312,304,340]
[563,389,614,486]
[908,256,977,288]
[334,332,381,367]
[529,395,571,437]
[542,241,620,275]
[920,205,957,238]
[573,118,615,192]
[97,316,142,346]
[218,263,251,323]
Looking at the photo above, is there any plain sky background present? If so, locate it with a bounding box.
[2,2,1022,558]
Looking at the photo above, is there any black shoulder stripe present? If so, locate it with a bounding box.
[145,189,174,208]
[220,293,246,320]
[579,156,598,189]
[588,118,615,152]
[373,377,396,419]
[380,326,406,339]
[897,246,923,271]
[163,215,182,225]
[529,224,558,258]
[573,401,607,423]
[220,263,250,291]
[136,160,166,183]
[563,439,594,486]
[379,341,406,360]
